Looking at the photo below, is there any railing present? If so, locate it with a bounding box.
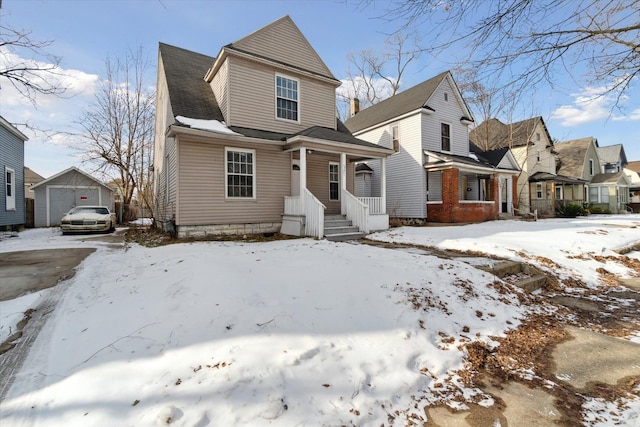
[531,199,553,215]
[284,196,303,215]
[303,189,325,238]
[343,190,369,233]
[357,197,384,214]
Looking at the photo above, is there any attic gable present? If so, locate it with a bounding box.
[228,15,335,80]
[345,71,454,133]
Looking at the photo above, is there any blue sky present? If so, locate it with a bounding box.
[2,0,639,178]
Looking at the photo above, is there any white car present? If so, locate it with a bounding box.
[60,206,116,234]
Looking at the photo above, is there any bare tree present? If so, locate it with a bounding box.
[358,0,640,108]
[0,19,68,103]
[75,48,155,218]
[339,31,422,118]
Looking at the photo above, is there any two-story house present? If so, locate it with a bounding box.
[555,137,631,213]
[153,16,393,239]
[470,117,583,216]
[345,71,519,223]
[0,115,27,231]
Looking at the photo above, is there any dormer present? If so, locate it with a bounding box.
[204,16,341,134]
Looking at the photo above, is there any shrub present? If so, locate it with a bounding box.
[556,202,585,218]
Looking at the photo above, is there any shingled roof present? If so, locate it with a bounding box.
[469,117,551,150]
[344,71,453,133]
[554,137,595,178]
[597,144,627,167]
[159,42,222,121]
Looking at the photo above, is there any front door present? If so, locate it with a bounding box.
[501,178,508,213]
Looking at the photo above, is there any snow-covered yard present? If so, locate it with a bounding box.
[0,215,639,426]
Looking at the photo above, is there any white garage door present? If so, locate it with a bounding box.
[49,188,100,226]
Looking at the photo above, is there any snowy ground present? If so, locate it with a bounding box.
[0,215,639,426]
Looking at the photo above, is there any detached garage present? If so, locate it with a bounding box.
[31,167,115,227]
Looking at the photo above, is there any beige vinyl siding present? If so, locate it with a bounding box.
[356,114,426,218]
[231,16,333,78]
[154,55,177,222]
[305,152,354,214]
[583,143,600,180]
[210,59,229,122]
[176,137,289,225]
[226,57,335,133]
[423,77,471,157]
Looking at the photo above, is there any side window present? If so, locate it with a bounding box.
[391,124,399,152]
[441,123,451,152]
[225,148,255,199]
[329,162,339,201]
[5,167,15,210]
[589,159,594,176]
[276,74,299,122]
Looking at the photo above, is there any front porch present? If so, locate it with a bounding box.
[281,142,391,239]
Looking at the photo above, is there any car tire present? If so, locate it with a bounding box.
[109,222,115,233]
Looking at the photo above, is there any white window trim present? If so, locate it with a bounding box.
[589,159,594,176]
[5,167,15,211]
[225,147,256,200]
[329,161,340,201]
[274,73,301,124]
[440,122,452,153]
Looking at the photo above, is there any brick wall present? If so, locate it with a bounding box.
[426,169,499,223]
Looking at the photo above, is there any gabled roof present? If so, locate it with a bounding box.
[469,116,552,150]
[30,167,113,191]
[0,115,28,141]
[597,144,627,166]
[424,149,519,174]
[528,171,587,184]
[344,71,472,133]
[628,160,640,174]
[24,167,45,185]
[554,137,597,178]
[469,142,514,168]
[159,42,223,121]
[227,15,336,81]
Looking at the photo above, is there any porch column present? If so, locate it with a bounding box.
[381,157,387,214]
[340,152,347,215]
[299,147,307,196]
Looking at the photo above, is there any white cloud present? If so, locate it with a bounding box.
[551,82,640,126]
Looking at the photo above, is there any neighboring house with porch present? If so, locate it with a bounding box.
[31,167,115,227]
[625,161,640,211]
[470,116,579,217]
[0,116,27,231]
[153,16,392,240]
[344,71,519,223]
[555,137,630,214]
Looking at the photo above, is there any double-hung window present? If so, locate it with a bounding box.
[226,148,255,199]
[5,167,15,210]
[276,75,299,122]
[329,162,339,201]
[441,123,451,152]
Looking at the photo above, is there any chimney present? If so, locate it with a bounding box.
[350,98,360,117]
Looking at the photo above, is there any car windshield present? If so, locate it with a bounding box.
[69,207,109,215]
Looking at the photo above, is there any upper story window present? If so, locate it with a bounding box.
[589,159,594,176]
[225,147,255,199]
[391,124,399,152]
[276,74,299,122]
[441,123,451,152]
[5,167,15,211]
[536,133,541,141]
[444,92,448,102]
[536,150,542,162]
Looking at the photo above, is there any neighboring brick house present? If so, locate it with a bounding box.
[345,71,519,224]
[470,116,584,216]
[555,137,631,213]
[0,115,27,231]
[153,16,393,239]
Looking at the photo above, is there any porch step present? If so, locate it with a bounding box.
[478,260,547,292]
[324,214,366,241]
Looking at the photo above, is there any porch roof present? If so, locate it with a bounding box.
[528,172,587,184]
[423,150,519,175]
[590,172,631,186]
